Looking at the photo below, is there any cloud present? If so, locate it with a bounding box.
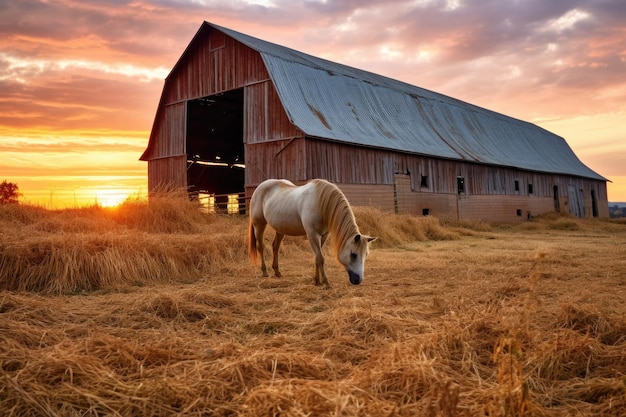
[0,138,146,155]
[3,1,622,121]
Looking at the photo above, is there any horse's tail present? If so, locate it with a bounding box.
[248,219,258,264]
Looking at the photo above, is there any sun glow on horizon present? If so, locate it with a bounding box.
[94,189,136,208]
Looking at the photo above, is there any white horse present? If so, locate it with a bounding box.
[248,179,376,286]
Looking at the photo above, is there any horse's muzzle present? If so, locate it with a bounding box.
[348,271,362,285]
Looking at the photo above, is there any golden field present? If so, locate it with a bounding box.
[1,197,626,416]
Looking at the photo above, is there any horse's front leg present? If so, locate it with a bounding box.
[313,262,325,286]
[272,233,285,277]
[318,233,329,286]
[307,233,329,287]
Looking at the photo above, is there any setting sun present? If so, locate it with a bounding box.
[94,189,132,208]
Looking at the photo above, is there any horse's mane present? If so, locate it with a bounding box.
[312,180,359,258]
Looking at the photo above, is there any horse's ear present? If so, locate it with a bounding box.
[354,234,361,243]
[365,235,377,243]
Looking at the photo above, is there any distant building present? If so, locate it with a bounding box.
[141,21,608,221]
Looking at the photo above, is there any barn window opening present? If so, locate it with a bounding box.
[420,175,428,188]
[514,180,520,192]
[186,88,245,203]
[516,209,522,217]
[528,183,533,194]
[457,177,465,194]
[422,208,430,216]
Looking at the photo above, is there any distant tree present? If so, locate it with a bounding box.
[0,180,20,204]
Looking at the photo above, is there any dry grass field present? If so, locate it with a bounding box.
[1,197,626,416]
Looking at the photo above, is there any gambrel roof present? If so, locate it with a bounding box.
[159,21,607,181]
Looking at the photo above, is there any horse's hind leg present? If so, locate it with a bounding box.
[254,223,269,277]
[272,233,285,277]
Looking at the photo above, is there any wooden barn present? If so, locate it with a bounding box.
[140,21,609,221]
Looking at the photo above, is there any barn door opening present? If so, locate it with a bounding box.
[186,89,245,213]
[591,189,599,217]
[553,185,560,212]
[567,185,584,217]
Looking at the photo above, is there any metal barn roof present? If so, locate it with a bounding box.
[206,22,606,181]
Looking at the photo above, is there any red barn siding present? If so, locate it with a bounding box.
[163,33,269,105]
[245,80,303,145]
[147,156,187,192]
[145,102,186,160]
[245,138,307,189]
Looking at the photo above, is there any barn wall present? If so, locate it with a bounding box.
[302,139,608,220]
[393,174,458,219]
[145,102,187,192]
[306,140,396,184]
[147,156,187,192]
[337,184,395,213]
[244,79,307,192]
[457,195,555,222]
[163,32,270,105]
[146,27,274,193]
[245,138,307,194]
[145,102,186,161]
[244,81,304,148]
[244,82,268,145]
[555,176,609,218]
[393,174,606,221]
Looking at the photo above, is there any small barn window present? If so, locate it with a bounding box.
[420,175,428,188]
[422,208,430,216]
[457,177,465,194]
[528,183,533,194]
[516,209,522,217]
[514,180,520,192]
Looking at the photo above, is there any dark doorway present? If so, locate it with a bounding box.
[186,89,244,211]
[553,185,560,212]
[591,189,599,217]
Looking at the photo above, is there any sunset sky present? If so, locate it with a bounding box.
[1,0,625,207]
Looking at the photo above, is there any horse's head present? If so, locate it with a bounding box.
[338,233,377,285]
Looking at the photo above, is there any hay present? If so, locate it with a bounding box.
[0,200,248,294]
[1,203,626,416]
[353,206,458,247]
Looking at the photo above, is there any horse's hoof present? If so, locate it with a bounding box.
[274,272,282,278]
[262,272,269,277]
